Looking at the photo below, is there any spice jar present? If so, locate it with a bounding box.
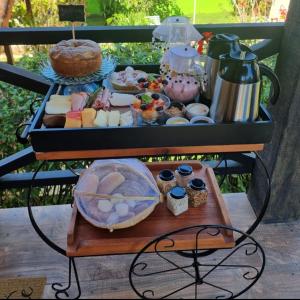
[186,178,208,207]
[156,169,177,194]
[175,164,194,187]
[167,186,189,216]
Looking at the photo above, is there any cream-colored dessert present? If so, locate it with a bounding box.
[164,75,200,103]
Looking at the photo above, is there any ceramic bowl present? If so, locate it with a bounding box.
[186,103,209,120]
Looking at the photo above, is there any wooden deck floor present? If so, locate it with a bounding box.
[0,193,299,299]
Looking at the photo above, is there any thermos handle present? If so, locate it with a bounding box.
[258,63,281,105]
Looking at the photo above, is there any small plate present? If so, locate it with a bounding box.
[103,73,163,94]
[41,56,117,86]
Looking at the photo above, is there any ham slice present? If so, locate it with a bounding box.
[71,92,89,111]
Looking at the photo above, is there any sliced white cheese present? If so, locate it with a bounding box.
[45,101,71,114]
[108,111,120,127]
[94,110,108,127]
[110,93,137,107]
[120,111,133,127]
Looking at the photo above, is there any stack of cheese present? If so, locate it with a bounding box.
[94,110,133,127]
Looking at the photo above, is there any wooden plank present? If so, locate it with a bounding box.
[67,161,234,257]
[0,23,284,46]
[249,0,300,222]
[3,197,300,299]
[0,193,261,299]
[35,144,264,161]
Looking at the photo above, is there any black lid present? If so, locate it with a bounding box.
[159,169,175,181]
[207,33,241,60]
[189,178,206,190]
[177,164,193,176]
[223,51,257,62]
[170,186,187,199]
[219,51,260,84]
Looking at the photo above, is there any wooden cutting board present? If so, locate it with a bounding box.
[67,160,234,257]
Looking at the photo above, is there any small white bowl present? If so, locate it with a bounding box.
[166,117,190,125]
[190,116,215,124]
[186,103,209,120]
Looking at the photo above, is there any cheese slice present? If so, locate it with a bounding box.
[82,108,97,128]
[45,95,71,114]
[120,111,133,127]
[94,110,108,127]
[108,111,120,127]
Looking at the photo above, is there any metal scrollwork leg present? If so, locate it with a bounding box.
[52,258,82,300]
[27,161,81,299]
[129,225,265,299]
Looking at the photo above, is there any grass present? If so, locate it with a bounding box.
[175,0,237,23]
[86,0,238,25]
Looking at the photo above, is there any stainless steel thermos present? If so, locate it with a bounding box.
[204,33,248,100]
[210,51,280,122]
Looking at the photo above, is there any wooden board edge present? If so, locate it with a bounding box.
[35,144,264,161]
[206,167,233,237]
[67,203,78,247]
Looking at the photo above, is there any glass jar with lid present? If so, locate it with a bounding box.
[175,164,194,187]
[186,178,208,207]
[167,186,189,216]
[156,169,177,194]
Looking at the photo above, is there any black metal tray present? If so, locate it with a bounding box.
[27,84,273,152]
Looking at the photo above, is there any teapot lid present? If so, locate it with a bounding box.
[208,33,241,59]
[227,51,257,62]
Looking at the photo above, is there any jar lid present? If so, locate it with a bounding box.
[159,169,175,181]
[177,164,193,176]
[189,178,206,190]
[170,186,187,199]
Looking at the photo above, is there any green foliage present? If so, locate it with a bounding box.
[11,0,84,27]
[87,0,182,25]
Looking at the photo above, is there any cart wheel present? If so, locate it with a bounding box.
[129,225,265,299]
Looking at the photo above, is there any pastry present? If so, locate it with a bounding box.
[109,93,136,107]
[98,172,125,194]
[76,173,99,194]
[45,95,71,115]
[94,110,108,127]
[43,114,66,128]
[49,39,102,77]
[115,203,129,217]
[97,200,113,213]
[108,110,120,127]
[82,108,97,128]
[110,67,148,91]
[64,111,82,128]
[71,92,89,111]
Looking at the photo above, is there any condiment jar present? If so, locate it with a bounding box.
[175,164,194,187]
[156,169,177,194]
[167,186,189,216]
[186,178,208,207]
